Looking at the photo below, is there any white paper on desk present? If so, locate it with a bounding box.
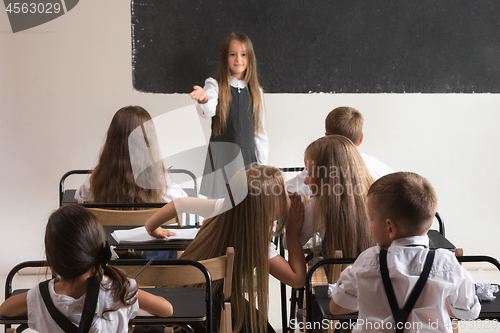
[111,226,199,243]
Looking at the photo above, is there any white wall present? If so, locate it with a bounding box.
[1,0,499,279]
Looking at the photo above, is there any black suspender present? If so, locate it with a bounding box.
[39,278,100,333]
[379,248,435,333]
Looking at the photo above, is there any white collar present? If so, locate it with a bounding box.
[230,76,247,88]
[390,235,430,248]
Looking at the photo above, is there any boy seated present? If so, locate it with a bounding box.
[287,106,393,196]
[330,172,480,332]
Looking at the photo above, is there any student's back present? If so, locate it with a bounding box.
[331,172,480,332]
[27,275,138,333]
[0,205,173,332]
[335,239,478,332]
[300,135,375,259]
[145,165,307,333]
[75,105,187,203]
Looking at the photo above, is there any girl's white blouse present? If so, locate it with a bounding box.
[195,77,269,165]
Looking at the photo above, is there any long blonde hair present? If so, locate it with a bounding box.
[90,106,166,203]
[180,165,288,333]
[213,32,263,137]
[305,135,375,259]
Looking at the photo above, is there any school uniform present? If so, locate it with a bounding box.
[74,172,188,202]
[27,276,139,333]
[196,77,268,198]
[332,236,480,333]
[286,151,393,196]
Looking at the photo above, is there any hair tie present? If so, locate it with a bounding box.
[97,241,116,268]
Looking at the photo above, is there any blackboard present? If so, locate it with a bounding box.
[131,0,500,93]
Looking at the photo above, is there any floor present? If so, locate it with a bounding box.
[1,263,499,333]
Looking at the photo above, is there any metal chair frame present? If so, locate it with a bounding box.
[59,169,200,225]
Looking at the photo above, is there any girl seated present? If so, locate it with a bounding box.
[0,204,172,332]
[145,165,306,333]
[75,105,187,203]
[296,135,375,259]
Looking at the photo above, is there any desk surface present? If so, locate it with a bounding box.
[0,287,207,326]
[105,225,197,251]
[133,287,206,323]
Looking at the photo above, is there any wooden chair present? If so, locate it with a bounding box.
[85,206,178,226]
[115,247,235,333]
[60,167,202,226]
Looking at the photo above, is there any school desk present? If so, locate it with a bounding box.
[105,225,197,252]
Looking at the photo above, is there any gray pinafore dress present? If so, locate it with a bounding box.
[200,86,256,198]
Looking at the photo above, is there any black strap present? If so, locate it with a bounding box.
[380,249,435,333]
[39,278,100,333]
[78,278,100,333]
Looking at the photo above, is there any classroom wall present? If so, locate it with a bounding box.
[1,0,500,280]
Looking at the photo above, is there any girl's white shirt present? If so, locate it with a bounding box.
[27,276,139,333]
[74,173,188,202]
[195,77,269,165]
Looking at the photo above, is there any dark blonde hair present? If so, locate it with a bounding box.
[90,106,166,203]
[368,172,437,235]
[325,106,364,145]
[180,165,288,333]
[305,135,375,259]
[213,32,263,137]
[46,205,136,309]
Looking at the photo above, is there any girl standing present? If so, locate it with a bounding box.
[0,205,172,332]
[190,32,268,198]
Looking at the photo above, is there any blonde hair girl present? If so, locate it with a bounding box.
[75,105,187,203]
[302,135,375,259]
[145,165,306,333]
[190,32,268,198]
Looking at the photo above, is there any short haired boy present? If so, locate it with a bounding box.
[329,172,480,333]
[287,106,393,196]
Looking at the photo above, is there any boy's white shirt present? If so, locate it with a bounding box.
[286,151,393,197]
[195,77,269,165]
[332,236,480,333]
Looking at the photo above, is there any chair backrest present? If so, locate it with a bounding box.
[305,256,357,333]
[435,211,445,236]
[86,207,178,226]
[114,247,235,333]
[59,169,92,206]
[170,168,200,226]
[117,247,234,290]
[1,260,51,333]
[330,250,351,284]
